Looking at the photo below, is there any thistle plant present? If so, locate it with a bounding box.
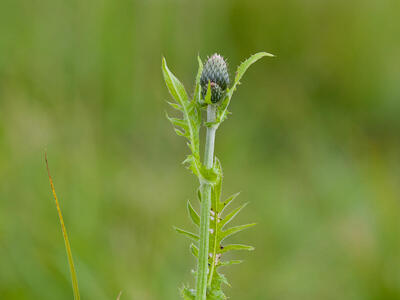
[162,52,273,300]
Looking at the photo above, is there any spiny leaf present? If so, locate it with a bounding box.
[183,156,202,181]
[208,287,227,300]
[199,164,219,185]
[218,260,243,267]
[217,52,274,126]
[204,81,212,105]
[167,101,182,111]
[234,52,274,84]
[217,273,230,287]
[174,128,186,137]
[220,223,256,242]
[181,286,196,300]
[208,271,229,299]
[190,243,199,258]
[185,155,219,185]
[163,57,201,162]
[219,192,241,214]
[166,113,187,130]
[208,171,222,288]
[45,153,80,300]
[162,57,189,105]
[174,226,199,242]
[216,95,231,124]
[219,244,254,254]
[187,200,200,227]
[220,202,249,229]
[193,56,203,104]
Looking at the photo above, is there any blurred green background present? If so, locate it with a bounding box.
[1,0,400,299]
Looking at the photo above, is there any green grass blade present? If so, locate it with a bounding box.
[45,153,80,300]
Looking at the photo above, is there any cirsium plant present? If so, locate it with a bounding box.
[162,52,273,300]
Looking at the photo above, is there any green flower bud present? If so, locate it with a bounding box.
[200,54,230,103]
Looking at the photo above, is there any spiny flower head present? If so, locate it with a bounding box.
[200,54,230,103]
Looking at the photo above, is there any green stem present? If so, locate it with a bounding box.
[196,104,217,300]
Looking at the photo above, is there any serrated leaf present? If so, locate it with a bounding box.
[220,223,256,242]
[218,273,230,287]
[187,200,200,226]
[181,286,196,300]
[183,155,204,181]
[220,202,249,229]
[219,244,254,254]
[217,52,273,126]
[166,113,187,130]
[163,57,201,165]
[208,288,227,300]
[174,128,186,137]
[174,226,199,242]
[216,94,230,122]
[219,192,240,213]
[162,57,189,105]
[167,101,181,110]
[234,52,274,84]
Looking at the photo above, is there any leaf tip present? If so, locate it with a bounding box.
[162,57,168,70]
[262,51,275,57]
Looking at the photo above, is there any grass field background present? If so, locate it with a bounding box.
[1,0,400,299]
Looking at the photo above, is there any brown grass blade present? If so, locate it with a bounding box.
[45,152,81,300]
[116,291,123,300]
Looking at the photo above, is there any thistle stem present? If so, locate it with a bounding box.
[203,105,217,168]
[196,104,217,300]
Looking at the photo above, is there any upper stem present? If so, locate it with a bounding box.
[203,105,217,168]
[196,104,217,300]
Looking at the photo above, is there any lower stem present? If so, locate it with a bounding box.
[196,105,217,300]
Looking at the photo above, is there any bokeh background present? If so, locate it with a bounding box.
[1,0,400,299]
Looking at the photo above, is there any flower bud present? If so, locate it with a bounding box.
[200,54,230,103]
